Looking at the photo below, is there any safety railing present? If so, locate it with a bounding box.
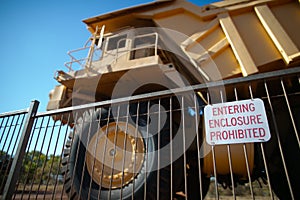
[64,35,103,72]
[63,32,159,73]
[0,67,299,200]
[65,46,91,71]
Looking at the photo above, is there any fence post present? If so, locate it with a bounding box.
[1,100,39,200]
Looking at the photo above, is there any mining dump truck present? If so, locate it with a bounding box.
[46,0,300,199]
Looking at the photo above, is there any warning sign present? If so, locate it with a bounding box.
[204,98,271,145]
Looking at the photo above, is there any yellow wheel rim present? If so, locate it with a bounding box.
[85,122,145,189]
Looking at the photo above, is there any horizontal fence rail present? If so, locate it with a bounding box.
[0,67,299,200]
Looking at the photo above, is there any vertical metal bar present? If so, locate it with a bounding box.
[248,84,274,199]
[226,145,236,198]
[15,119,33,200]
[193,93,204,200]
[0,116,12,148]
[0,115,13,193]
[0,116,19,194]
[25,117,46,200]
[109,105,120,200]
[2,100,39,200]
[220,90,236,199]
[207,92,219,199]
[69,111,85,199]
[60,112,78,200]
[78,109,95,199]
[234,87,254,199]
[31,117,53,200]
[0,115,17,157]
[181,96,188,200]
[98,107,112,199]
[157,98,161,200]
[0,116,16,156]
[259,143,274,199]
[53,113,71,199]
[43,118,64,199]
[133,104,143,195]
[0,114,25,192]
[155,32,158,56]
[132,102,140,200]
[86,26,98,70]
[280,79,300,148]
[211,145,219,199]
[88,109,101,200]
[170,96,173,200]
[120,104,130,199]
[242,145,254,198]
[264,81,294,200]
[11,113,26,154]
[14,111,39,200]
[0,116,6,137]
[34,116,55,200]
[144,101,151,200]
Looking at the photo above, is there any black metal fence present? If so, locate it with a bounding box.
[0,67,299,200]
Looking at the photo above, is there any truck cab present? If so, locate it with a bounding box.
[47,26,195,111]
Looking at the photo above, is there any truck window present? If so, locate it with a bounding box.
[130,35,156,59]
[133,35,156,47]
[106,34,127,51]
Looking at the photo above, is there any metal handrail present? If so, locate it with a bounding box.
[64,57,88,71]
[63,36,96,71]
[63,32,159,71]
[64,46,92,71]
[0,109,28,118]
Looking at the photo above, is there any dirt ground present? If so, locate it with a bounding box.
[4,180,279,199]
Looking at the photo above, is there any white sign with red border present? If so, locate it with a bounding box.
[204,98,271,145]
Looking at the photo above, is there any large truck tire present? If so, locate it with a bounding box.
[62,106,184,200]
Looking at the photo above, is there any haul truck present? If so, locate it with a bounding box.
[47,0,300,199]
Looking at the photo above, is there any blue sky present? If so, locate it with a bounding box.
[0,0,216,113]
